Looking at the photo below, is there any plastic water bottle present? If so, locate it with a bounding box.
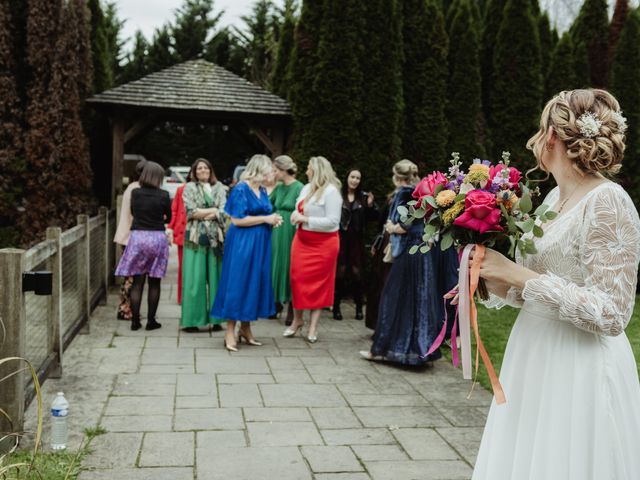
[50,392,69,450]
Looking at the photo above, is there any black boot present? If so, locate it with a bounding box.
[131,317,142,331]
[285,303,294,326]
[333,305,343,321]
[355,305,364,320]
[146,318,162,331]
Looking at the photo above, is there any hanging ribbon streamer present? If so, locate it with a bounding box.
[424,244,506,405]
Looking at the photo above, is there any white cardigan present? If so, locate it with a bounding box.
[295,183,343,232]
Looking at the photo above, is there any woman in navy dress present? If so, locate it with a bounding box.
[211,154,283,351]
[359,160,459,365]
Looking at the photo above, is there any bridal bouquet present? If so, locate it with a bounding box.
[400,151,556,299]
[400,152,557,404]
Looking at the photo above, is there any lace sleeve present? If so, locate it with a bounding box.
[484,287,524,310]
[521,186,640,336]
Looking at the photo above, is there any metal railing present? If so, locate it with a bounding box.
[0,207,116,437]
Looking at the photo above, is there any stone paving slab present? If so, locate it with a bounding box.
[22,248,492,479]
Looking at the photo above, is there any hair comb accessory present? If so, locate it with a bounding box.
[577,111,602,138]
[611,111,628,134]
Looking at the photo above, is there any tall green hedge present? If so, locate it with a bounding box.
[611,8,640,207]
[446,0,484,160]
[490,0,542,161]
[402,0,449,169]
[571,0,609,88]
[545,32,577,98]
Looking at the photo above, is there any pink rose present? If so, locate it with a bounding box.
[412,171,448,209]
[489,165,522,186]
[453,189,504,234]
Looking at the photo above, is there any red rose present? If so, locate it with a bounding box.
[488,165,522,186]
[453,189,504,234]
[412,171,448,209]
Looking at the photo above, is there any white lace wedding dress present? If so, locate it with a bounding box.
[473,182,640,480]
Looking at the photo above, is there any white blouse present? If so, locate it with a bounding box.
[295,183,343,232]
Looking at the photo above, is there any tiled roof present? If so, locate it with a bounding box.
[88,59,291,117]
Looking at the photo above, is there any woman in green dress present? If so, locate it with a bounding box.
[269,155,303,325]
[180,158,228,332]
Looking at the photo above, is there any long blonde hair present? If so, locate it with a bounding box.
[241,154,273,183]
[392,159,419,185]
[304,156,341,203]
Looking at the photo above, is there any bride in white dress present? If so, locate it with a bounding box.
[471,89,640,480]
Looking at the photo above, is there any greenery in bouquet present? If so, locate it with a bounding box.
[400,151,557,262]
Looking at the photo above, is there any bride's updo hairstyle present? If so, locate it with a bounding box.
[526,89,627,176]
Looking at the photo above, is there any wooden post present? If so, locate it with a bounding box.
[99,206,109,305]
[46,228,63,378]
[111,117,126,207]
[0,248,27,451]
[77,215,90,334]
[271,127,285,156]
[115,195,123,268]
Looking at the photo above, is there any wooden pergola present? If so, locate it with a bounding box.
[87,59,292,206]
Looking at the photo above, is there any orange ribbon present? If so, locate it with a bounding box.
[469,245,506,405]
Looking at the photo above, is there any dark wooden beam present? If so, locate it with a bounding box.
[111,117,126,206]
[124,117,157,144]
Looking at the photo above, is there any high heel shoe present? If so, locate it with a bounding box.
[283,324,302,337]
[306,334,318,344]
[238,333,263,346]
[224,340,238,352]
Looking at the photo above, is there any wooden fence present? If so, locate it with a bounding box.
[0,207,116,439]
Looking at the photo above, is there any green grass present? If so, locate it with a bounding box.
[450,296,640,392]
[1,427,107,480]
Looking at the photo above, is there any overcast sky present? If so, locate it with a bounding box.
[115,0,273,50]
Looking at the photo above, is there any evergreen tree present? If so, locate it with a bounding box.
[359,0,403,193]
[611,8,640,207]
[235,0,278,88]
[104,2,125,85]
[403,0,449,167]
[446,0,484,160]
[147,25,175,73]
[538,12,553,80]
[172,0,222,62]
[121,31,149,83]
[571,0,609,87]
[286,0,325,158]
[270,0,296,97]
[573,39,591,88]
[545,32,576,97]
[52,0,94,225]
[0,0,25,247]
[21,0,64,241]
[608,0,630,78]
[305,0,363,169]
[480,0,506,131]
[204,27,246,74]
[87,0,112,93]
[490,0,542,160]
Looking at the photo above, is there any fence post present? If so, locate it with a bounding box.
[0,249,27,451]
[77,215,90,334]
[46,227,63,378]
[99,207,109,305]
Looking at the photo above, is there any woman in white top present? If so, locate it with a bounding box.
[284,156,343,343]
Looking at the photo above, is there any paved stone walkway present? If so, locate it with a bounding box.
[24,247,492,480]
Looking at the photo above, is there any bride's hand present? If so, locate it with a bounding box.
[470,248,513,283]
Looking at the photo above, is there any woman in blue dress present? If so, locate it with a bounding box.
[360,160,459,365]
[212,155,283,351]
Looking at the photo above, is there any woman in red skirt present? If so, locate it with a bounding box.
[284,156,343,343]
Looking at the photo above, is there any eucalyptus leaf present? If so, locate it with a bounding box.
[519,193,532,214]
[409,245,419,255]
[534,204,549,216]
[414,208,427,219]
[419,245,431,254]
[397,205,409,217]
[425,196,437,208]
[533,225,544,237]
[407,200,417,207]
[545,210,558,220]
[441,233,454,250]
[424,224,437,236]
[515,219,534,233]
